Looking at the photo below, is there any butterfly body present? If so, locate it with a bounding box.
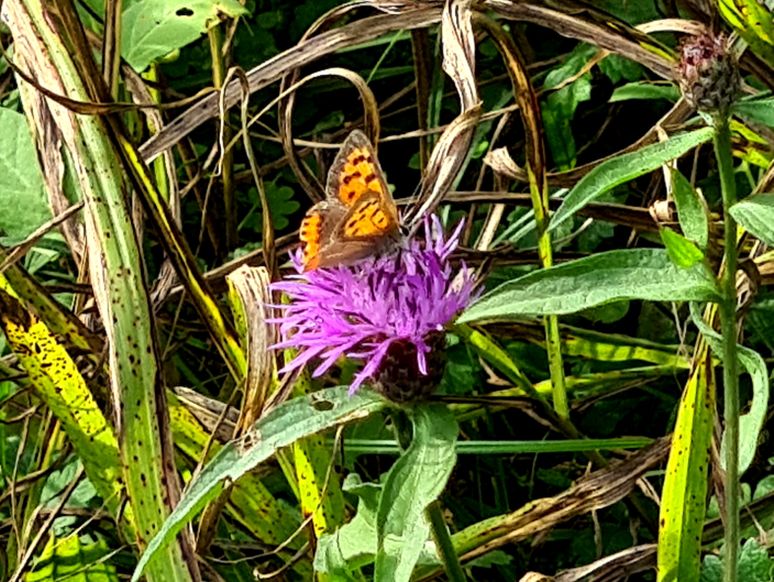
[300,130,401,271]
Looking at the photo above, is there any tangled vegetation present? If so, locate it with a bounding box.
[0,1,773,581]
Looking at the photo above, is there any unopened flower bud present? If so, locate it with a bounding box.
[374,332,447,403]
[678,33,740,116]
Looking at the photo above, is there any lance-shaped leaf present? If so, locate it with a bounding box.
[0,287,133,537]
[691,304,769,476]
[548,128,713,232]
[729,193,774,247]
[6,1,194,578]
[375,405,458,582]
[657,334,715,582]
[131,387,388,582]
[459,249,719,323]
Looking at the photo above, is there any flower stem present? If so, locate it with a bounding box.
[528,178,569,419]
[714,116,739,582]
[426,500,467,582]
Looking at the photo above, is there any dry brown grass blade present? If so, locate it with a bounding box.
[444,190,676,233]
[485,0,675,79]
[228,266,277,433]
[486,99,695,186]
[446,438,670,568]
[551,544,657,582]
[524,488,774,581]
[278,1,382,203]
[122,67,182,305]
[139,6,443,162]
[279,67,381,204]
[0,203,83,275]
[16,79,85,262]
[405,0,481,228]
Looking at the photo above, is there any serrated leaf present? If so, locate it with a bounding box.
[549,128,714,232]
[671,169,709,248]
[375,405,458,582]
[122,0,249,71]
[729,193,774,247]
[691,304,769,476]
[131,387,387,582]
[458,249,719,324]
[660,228,704,268]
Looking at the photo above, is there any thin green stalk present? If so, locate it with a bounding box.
[426,500,467,582]
[714,116,739,582]
[531,182,569,419]
[208,23,236,250]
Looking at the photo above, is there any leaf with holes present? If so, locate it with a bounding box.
[122,0,248,71]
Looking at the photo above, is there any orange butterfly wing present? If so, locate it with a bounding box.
[300,131,400,271]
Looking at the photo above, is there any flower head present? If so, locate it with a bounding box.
[678,32,740,116]
[271,216,477,400]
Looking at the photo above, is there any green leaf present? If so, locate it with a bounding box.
[131,387,388,582]
[718,0,774,66]
[734,97,774,128]
[660,228,704,268]
[541,45,595,170]
[609,82,679,103]
[729,193,774,247]
[122,0,248,71]
[458,249,719,324]
[691,305,769,476]
[549,128,714,232]
[375,405,458,582]
[738,538,774,581]
[27,534,118,581]
[671,169,709,248]
[315,475,382,578]
[701,538,774,582]
[657,340,714,582]
[598,54,644,83]
[0,108,50,245]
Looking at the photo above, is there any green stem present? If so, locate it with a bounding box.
[714,116,739,582]
[527,177,569,419]
[208,24,236,250]
[426,500,467,582]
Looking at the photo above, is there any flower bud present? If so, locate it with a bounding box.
[374,332,447,403]
[678,33,740,116]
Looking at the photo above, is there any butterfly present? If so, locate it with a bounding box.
[299,130,401,271]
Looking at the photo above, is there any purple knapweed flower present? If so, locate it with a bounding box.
[271,216,477,401]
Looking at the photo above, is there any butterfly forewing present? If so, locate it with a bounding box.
[301,130,400,271]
